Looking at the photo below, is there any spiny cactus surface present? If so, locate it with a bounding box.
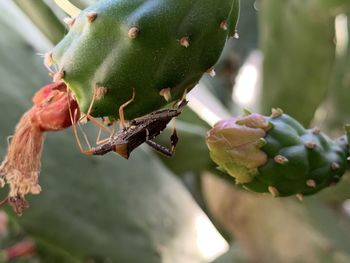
[49,0,240,119]
[206,110,348,197]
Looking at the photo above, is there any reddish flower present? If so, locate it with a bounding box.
[0,82,79,215]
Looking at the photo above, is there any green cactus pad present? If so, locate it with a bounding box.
[244,114,348,197]
[50,0,240,119]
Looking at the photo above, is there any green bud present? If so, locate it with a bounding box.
[206,111,349,197]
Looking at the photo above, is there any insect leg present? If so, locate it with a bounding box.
[67,88,101,155]
[68,90,90,154]
[146,119,179,157]
[95,123,109,145]
[77,116,92,150]
[146,140,174,157]
[171,88,188,108]
[96,137,111,145]
[170,125,178,152]
[96,127,103,145]
[170,118,178,152]
[119,88,135,130]
[80,89,113,134]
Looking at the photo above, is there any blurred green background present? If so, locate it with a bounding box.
[1,0,350,262]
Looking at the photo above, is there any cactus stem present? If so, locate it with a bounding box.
[207,68,216,77]
[53,69,65,82]
[180,37,190,48]
[312,127,321,134]
[159,88,172,102]
[256,138,267,148]
[44,52,54,67]
[274,155,288,164]
[331,162,340,171]
[128,27,140,39]
[268,186,279,197]
[296,194,304,201]
[305,141,316,149]
[271,108,283,118]
[86,12,97,23]
[220,20,228,31]
[63,17,75,27]
[306,179,316,188]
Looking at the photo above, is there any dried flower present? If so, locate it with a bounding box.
[0,82,79,215]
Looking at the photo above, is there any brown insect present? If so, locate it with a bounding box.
[70,89,187,159]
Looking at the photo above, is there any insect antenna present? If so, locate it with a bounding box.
[118,88,135,130]
[67,87,116,154]
[77,114,92,150]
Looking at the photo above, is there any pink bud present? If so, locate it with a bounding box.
[206,114,269,183]
[3,239,36,260]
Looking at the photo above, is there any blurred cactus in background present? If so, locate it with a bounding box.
[0,0,350,262]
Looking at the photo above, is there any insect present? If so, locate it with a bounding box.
[70,89,188,159]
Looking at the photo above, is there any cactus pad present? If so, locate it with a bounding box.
[49,0,240,119]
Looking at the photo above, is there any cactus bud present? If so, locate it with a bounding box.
[206,113,270,183]
[2,239,36,260]
[206,111,348,197]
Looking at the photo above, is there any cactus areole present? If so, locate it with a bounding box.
[49,0,240,119]
[206,111,349,198]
